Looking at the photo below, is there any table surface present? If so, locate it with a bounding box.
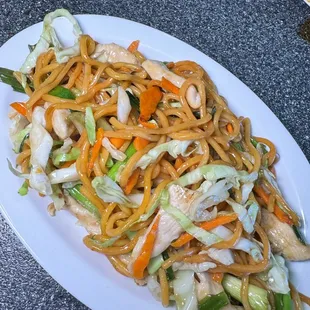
[0,0,309,309]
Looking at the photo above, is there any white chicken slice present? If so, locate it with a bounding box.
[92,43,138,64]
[131,185,200,262]
[261,208,310,261]
[64,194,101,235]
[201,248,234,265]
[52,109,75,140]
[29,120,53,195]
[32,106,46,128]
[142,59,201,108]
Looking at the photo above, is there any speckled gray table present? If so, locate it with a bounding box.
[0,0,309,309]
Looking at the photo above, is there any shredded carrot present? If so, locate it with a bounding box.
[133,137,150,151]
[171,214,238,248]
[138,119,158,129]
[127,40,140,53]
[254,185,293,225]
[87,128,104,176]
[212,273,224,283]
[274,203,293,225]
[61,160,76,168]
[174,157,184,170]
[10,102,27,116]
[226,123,234,134]
[253,185,269,205]
[139,86,162,123]
[161,77,179,95]
[132,215,160,279]
[109,138,125,149]
[124,168,140,195]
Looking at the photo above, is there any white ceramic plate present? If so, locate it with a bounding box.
[0,15,309,310]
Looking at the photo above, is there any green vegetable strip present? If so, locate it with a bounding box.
[18,181,29,196]
[251,137,259,148]
[222,274,269,310]
[293,225,307,245]
[66,185,101,220]
[275,293,293,310]
[232,142,244,152]
[85,107,96,146]
[147,254,164,275]
[49,85,76,99]
[107,143,137,181]
[18,133,30,153]
[126,91,140,111]
[162,251,175,281]
[198,291,229,310]
[53,147,80,166]
[106,157,114,168]
[0,67,25,93]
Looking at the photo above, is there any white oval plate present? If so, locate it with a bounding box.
[0,15,309,310]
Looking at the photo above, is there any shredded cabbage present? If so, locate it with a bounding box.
[102,137,126,161]
[202,248,234,266]
[160,189,222,246]
[226,199,258,234]
[48,163,79,184]
[11,125,31,154]
[172,261,217,273]
[211,225,263,262]
[135,140,196,170]
[117,86,131,124]
[85,107,96,146]
[7,159,29,178]
[20,9,82,74]
[92,175,137,207]
[259,255,290,294]
[174,164,258,188]
[50,184,65,211]
[173,270,198,310]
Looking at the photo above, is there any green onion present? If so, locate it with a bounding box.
[147,254,164,275]
[106,157,114,168]
[49,85,76,99]
[18,181,29,196]
[107,143,137,181]
[52,147,80,166]
[53,140,64,147]
[85,107,96,146]
[18,132,30,153]
[222,275,269,310]
[251,137,258,148]
[232,142,244,152]
[126,91,140,111]
[162,250,175,281]
[0,67,26,93]
[125,230,137,240]
[275,293,293,310]
[198,291,229,310]
[66,185,101,220]
[293,225,306,245]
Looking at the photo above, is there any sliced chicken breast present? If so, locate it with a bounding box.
[261,208,310,261]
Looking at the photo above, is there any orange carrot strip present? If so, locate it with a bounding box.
[10,102,27,116]
[253,185,269,204]
[124,168,140,195]
[212,273,224,283]
[254,185,293,225]
[110,137,125,149]
[171,214,238,248]
[274,203,293,225]
[133,137,150,151]
[132,215,160,279]
[226,123,234,134]
[161,77,179,95]
[87,128,104,176]
[138,119,158,129]
[174,157,184,170]
[127,40,140,53]
[139,86,162,122]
